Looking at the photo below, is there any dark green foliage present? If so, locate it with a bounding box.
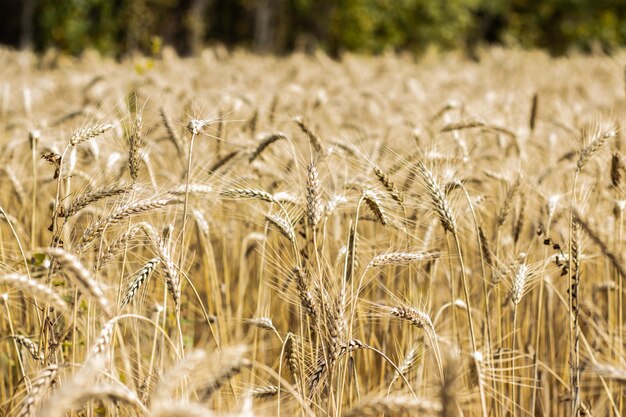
[2,0,626,56]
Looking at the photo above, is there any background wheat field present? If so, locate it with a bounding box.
[1,47,626,417]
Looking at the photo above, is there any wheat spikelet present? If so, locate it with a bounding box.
[274,191,300,205]
[306,162,324,229]
[43,247,110,315]
[390,306,434,332]
[513,191,526,243]
[17,365,59,417]
[577,126,616,173]
[478,226,493,267]
[362,189,387,225]
[249,385,279,399]
[309,339,368,393]
[98,223,147,266]
[187,118,210,135]
[44,383,142,417]
[198,347,251,400]
[284,333,301,386]
[390,342,421,386]
[4,167,26,206]
[193,208,210,237]
[208,150,239,175]
[155,350,208,398]
[69,122,113,146]
[127,222,180,307]
[497,175,521,227]
[415,161,456,234]
[128,113,143,181]
[611,152,623,187]
[373,165,404,208]
[120,258,160,307]
[162,257,180,308]
[61,184,132,218]
[325,194,348,217]
[573,207,626,278]
[368,251,437,268]
[529,93,539,132]
[343,395,442,416]
[441,119,485,132]
[266,213,295,243]
[294,116,323,154]
[90,317,116,358]
[160,106,184,159]
[221,188,276,203]
[79,198,181,251]
[167,184,213,195]
[0,274,67,312]
[589,363,626,382]
[13,335,42,361]
[511,262,529,305]
[345,225,358,281]
[293,267,317,322]
[246,317,276,332]
[151,403,215,417]
[249,132,287,162]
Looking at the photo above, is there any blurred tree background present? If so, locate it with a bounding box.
[0,0,625,57]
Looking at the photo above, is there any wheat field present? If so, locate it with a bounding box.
[1,46,626,417]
